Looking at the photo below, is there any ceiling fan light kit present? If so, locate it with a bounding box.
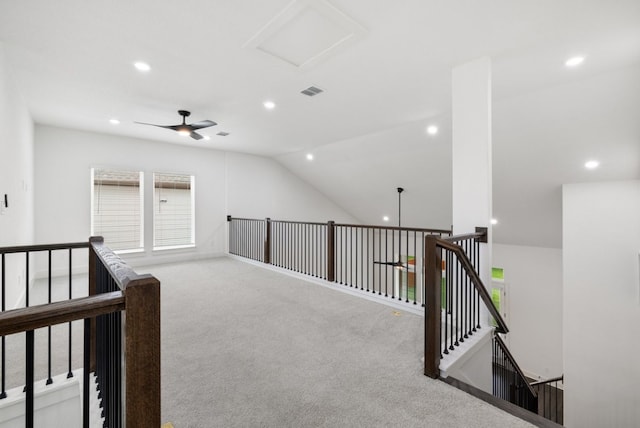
[135,110,217,140]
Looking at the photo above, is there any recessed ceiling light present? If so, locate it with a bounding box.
[491,218,498,225]
[203,135,211,141]
[565,56,585,67]
[263,100,276,110]
[134,61,151,72]
[306,153,314,161]
[109,118,120,125]
[426,125,438,135]
[585,160,599,169]
[383,216,389,222]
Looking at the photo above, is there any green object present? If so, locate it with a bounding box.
[492,267,504,280]
[490,288,501,327]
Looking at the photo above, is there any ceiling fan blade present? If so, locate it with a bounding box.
[190,131,204,140]
[373,261,403,266]
[189,120,217,130]
[134,121,174,129]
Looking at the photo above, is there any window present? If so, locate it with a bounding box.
[91,168,144,252]
[153,172,194,249]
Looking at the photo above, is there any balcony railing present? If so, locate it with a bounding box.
[0,237,160,428]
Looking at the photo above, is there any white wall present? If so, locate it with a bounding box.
[226,152,356,223]
[493,244,563,379]
[452,57,492,290]
[34,126,356,273]
[563,180,640,428]
[34,125,226,270]
[0,44,34,308]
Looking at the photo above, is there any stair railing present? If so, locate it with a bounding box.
[530,374,564,424]
[492,333,538,412]
[0,237,160,428]
[423,229,508,378]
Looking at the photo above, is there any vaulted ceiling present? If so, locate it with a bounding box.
[1,0,639,248]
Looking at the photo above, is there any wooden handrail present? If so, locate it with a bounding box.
[90,237,156,289]
[530,375,564,387]
[227,215,451,235]
[0,292,124,336]
[494,333,537,397]
[335,222,451,235]
[0,241,89,254]
[435,237,509,334]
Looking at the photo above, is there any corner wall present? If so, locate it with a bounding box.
[563,180,640,427]
[0,45,34,308]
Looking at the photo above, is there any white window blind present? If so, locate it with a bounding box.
[91,169,144,252]
[153,173,194,249]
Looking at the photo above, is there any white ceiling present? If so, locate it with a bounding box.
[1,0,639,248]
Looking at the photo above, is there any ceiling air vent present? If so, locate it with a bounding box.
[301,86,324,97]
[216,131,230,136]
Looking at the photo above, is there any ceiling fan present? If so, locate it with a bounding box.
[135,110,216,140]
[374,187,408,270]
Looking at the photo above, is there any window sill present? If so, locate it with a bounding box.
[114,248,145,255]
[152,244,196,252]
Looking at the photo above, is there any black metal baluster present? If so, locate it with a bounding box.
[26,329,34,428]
[25,252,29,307]
[384,230,388,297]
[450,250,455,347]
[412,231,416,304]
[68,249,74,378]
[0,253,5,399]
[405,230,409,302]
[354,227,358,288]
[378,229,382,295]
[366,229,370,292]
[463,243,469,341]
[83,318,90,428]
[455,253,460,347]
[47,250,53,385]
[421,232,426,306]
[391,229,395,299]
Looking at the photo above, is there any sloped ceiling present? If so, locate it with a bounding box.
[1,0,639,248]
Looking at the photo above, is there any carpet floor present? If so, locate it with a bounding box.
[149,257,534,428]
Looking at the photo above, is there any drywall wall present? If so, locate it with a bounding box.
[563,180,640,427]
[493,244,563,379]
[34,125,356,273]
[0,45,34,308]
[226,151,356,223]
[34,125,227,271]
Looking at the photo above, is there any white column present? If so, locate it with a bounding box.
[452,57,492,287]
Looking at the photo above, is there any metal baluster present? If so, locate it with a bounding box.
[25,252,29,307]
[421,232,425,306]
[0,253,5,399]
[354,227,358,288]
[391,229,395,299]
[26,330,34,428]
[412,231,416,304]
[83,318,90,428]
[405,230,409,302]
[384,230,388,297]
[47,250,53,385]
[68,249,74,378]
[366,229,370,292]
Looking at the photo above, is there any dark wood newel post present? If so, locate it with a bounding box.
[424,235,442,378]
[264,218,271,264]
[124,275,161,428]
[327,221,335,282]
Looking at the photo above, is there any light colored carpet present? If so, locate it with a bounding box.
[151,257,534,428]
